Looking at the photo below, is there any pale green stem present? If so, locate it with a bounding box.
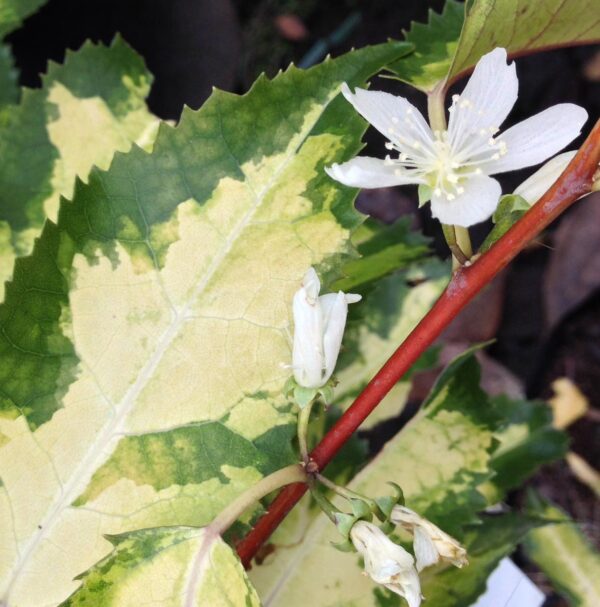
[427,83,447,134]
[442,223,469,269]
[315,472,378,511]
[309,483,339,523]
[455,226,473,259]
[209,464,307,535]
[297,398,315,463]
[428,83,473,267]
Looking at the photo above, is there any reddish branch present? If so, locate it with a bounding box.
[236,119,600,568]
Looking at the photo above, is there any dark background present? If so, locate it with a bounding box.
[7,1,599,604]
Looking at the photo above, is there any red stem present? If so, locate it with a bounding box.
[236,119,600,567]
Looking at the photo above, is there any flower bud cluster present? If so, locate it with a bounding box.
[322,482,467,607]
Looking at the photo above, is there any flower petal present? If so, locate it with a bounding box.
[514,150,576,204]
[448,48,518,150]
[487,104,587,174]
[321,292,352,384]
[430,174,501,227]
[413,527,440,572]
[325,157,424,188]
[341,83,434,151]
[302,267,320,303]
[292,284,325,388]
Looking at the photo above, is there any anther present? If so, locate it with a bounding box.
[385,142,394,150]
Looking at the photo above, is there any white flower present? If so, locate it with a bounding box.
[391,506,468,572]
[350,521,422,607]
[325,48,588,228]
[514,150,576,205]
[292,268,361,389]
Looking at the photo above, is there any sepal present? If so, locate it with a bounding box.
[418,184,432,206]
[285,376,337,409]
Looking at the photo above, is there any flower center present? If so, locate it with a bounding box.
[382,96,509,201]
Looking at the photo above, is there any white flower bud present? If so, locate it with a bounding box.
[350,521,422,607]
[391,506,468,572]
[292,268,360,389]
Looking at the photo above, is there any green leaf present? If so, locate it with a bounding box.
[486,395,568,496]
[479,194,529,253]
[0,0,48,38]
[448,0,600,82]
[0,41,410,605]
[330,217,432,292]
[61,527,261,606]
[385,0,465,92]
[523,492,600,607]
[0,36,160,296]
[387,0,600,93]
[0,44,18,106]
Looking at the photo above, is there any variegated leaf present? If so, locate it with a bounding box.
[0,36,160,297]
[0,41,411,606]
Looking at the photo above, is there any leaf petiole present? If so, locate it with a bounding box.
[208,464,307,536]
